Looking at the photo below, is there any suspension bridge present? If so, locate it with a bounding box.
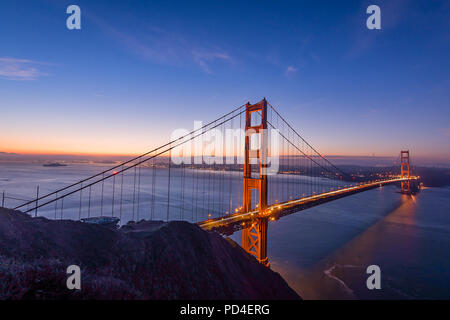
[9,99,419,266]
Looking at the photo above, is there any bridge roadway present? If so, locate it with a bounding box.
[198,176,419,235]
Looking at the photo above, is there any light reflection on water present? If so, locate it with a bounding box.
[238,187,450,299]
[1,162,449,299]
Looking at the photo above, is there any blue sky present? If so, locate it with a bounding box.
[0,0,449,163]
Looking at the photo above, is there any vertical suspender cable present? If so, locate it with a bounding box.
[166,149,172,221]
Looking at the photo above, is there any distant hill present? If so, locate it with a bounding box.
[0,151,18,156]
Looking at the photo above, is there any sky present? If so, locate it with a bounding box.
[0,0,449,165]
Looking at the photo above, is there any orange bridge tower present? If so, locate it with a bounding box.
[400,150,411,194]
[241,99,269,266]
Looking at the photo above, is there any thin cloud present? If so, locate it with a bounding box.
[0,57,49,80]
[88,13,232,73]
[285,65,297,77]
[191,50,232,73]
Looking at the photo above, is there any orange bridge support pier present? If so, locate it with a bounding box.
[241,99,270,267]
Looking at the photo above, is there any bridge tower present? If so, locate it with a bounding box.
[400,150,411,194]
[241,99,269,266]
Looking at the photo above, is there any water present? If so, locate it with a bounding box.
[245,186,450,299]
[0,162,244,223]
[1,162,449,299]
[0,162,340,223]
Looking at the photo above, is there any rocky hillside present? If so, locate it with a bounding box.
[0,208,300,300]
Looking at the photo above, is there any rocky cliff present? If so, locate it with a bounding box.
[0,208,300,300]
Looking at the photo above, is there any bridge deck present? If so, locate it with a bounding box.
[198,177,418,235]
